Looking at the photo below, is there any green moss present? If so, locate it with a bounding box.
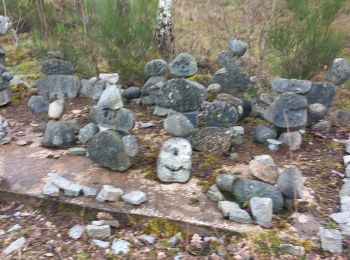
[143,218,189,239]
[245,230,284,255]
[144,166,158,181]
[75,252,90,260]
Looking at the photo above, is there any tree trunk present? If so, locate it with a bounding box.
[155,0,174,58]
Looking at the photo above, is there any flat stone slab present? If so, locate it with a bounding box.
[0,133,260,235]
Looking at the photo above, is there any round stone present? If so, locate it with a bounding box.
[204,101,239,127]
[253,124,278,144]
[169,53,198,77]
[144,59,167,76]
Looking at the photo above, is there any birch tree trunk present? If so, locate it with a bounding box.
[155,0,174,57]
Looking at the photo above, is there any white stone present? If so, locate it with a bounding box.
[92,240,110,249]
[68,225,85,239]
[217,201,240,217]
[250,197,273,228]
[96,185,123,202]
[86,225,111,238]
[229,208,252,224]
[122,191,147,205]
[319,227,342,253]
[344,155,350,166]
[140,234,156,245]
[63,182,83,196]
[7,224,22,232]
[111,239,130,254]
[99,73,119,84]
[97,84,123,110]
[42,182,60,196]
[232,126,244,135]
[1,237,26,256]
[48,99,65,119]
[341,196,350,212]
[330,212,350,224]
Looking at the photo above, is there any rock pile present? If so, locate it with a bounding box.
[0,45,12,106]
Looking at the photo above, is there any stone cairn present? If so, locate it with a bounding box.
[0,45,12,106]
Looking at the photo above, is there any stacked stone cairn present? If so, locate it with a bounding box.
[87,82,138,171]
[0,45,13,106]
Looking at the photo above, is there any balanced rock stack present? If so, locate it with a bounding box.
[142,59,167,106]
[87,83,138,171]
[209,39,250,98]
[0,45,13,106]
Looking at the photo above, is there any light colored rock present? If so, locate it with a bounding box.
[96,185,123,202]
[215,174,237,192]
[340,181,350,197]
[164,114,195,137]
[277,166,304,199]
[318,227,342,253]
[279,244,305,256]
[97,85,123,110]
[92,240,110,249]
[122,191,147,205]
[48,99,65,119]
[0,16,12,35]
[250,197,273,228]
[249,155,279,184]
[168,232,182,247]
[111,239,130,254]
[207,83,222,93]
[67,147,87,156]
[8,224,22,232]
[232,126,244,135]
[344,155,350,166]
[99,73,119,84]
[278,131,302,151]
[82,186,97,197]
[42,182,60,196]
[63,182,83,196]
[341,196,350,212]
[207,184,225,202]
[229,208,252,224]
[86,225,111,238]
[69,225,85,239]
[346,164,350,178]
[122,135,139,157]
[346,141,350,154]
[1,237,26,256]
[217,201,240,217]
[330,212,350,224]
[140,234,156,245]
[157,138,192,183]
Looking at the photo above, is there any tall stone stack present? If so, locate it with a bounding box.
[0,45,12,106]
[209,39,250,98]
[87,84,139,171]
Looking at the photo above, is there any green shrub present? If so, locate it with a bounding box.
[268,0,347,79]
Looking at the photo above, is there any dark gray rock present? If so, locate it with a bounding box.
[80,79,106,100]
[216,174,237,193]
[305,82,336,108]
[144,59,167,76]
[204,101,238,127]
[233,179,284,213]
[263,92,308,129]
[142,76,166,95]
[164,114,195,137]
[34,75,81,99]
[0,115,11,145]
[161,78,207,112]
[327,58,350,85]
[253,125,277,144]
[209,68,250,98]
[0,76,9,90]
[217,51,244,69]
[0,88,10,106]
[78,123,99,144]
[311,120,331,133]
[27,95,49,114]
[41,59,75,75]
[87,131,135,171]
[157,138,192,183]
[41,120,77,148]
[271,77,312,94]
[182,111,199,128]
[228,39,248,57]
[278,131,302,151]
[190,127,233,155]
[169,53,197,77]
[89,106,135,133]
[122,87,141,100]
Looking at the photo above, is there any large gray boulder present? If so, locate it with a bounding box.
[41,120,77,148]
[87,130,136,171]
[169,53,197,77]
[164,114,196,137]
[144,59,167,76]
[34,75,81,99]
[233,179,284,213]
[27,95,49,114]
[161,78,207,112]
[41,59,75,75]
[263,92,308,129]
[89,106,135,133]
[157,138,192,183]
[190,126,233,155]
[327,58,350,85]
[271,77,312,94]
[204,101,239,127]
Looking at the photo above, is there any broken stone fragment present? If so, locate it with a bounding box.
[96,185,124,202]
[86,225,111,238]
[122,191,147,205]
